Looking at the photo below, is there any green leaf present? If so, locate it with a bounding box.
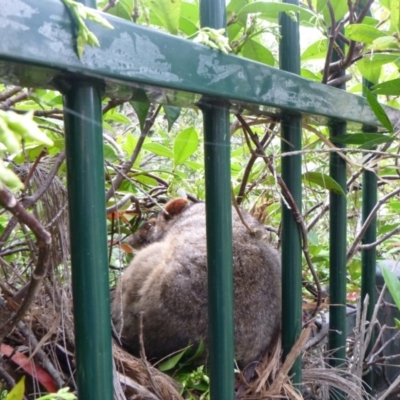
[6,376,25,400]
[345,24,387,44]
[237,2,315,25]
[143,142,174,158]
[382,266,400,311]
[103,144,119,162]
[130,100,150,131]
[303,172,345,195]
[301,68,322,81]
[144,0,181,35]
[174,127,199,166]
[395,318,400,329]
[104,112,131,125]
[364,86,394,133]
[179,1,198,35]
[301,39,327,61]
[241,39,275,66]
[100,0,133,20]
[163,105,181,131]
[389,0,400,34]
[184,160,203,170]
[316,0,348,28]
[372,78,400,95]
[356,54,400,83]
[330,133,393,146]
[371,36,398,50]
[158,346,191,371]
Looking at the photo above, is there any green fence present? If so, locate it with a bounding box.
[1,0,400,399]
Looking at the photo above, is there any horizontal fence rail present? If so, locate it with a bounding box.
[1,0,400,129]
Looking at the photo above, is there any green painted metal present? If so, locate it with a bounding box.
[328,120,347,373]
[279,1,303,385]
[200,1,234,399]
[202,106,234,400]
[63,80,113,399]
[1,0,400,129]
[328,37,347,385]
[361,80,378,395]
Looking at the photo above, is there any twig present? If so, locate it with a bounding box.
[0,87,23,101]
[102,0,117,13]
[0,89,32,110]
[105,104,161,201]
[0,188,51,340]
[17,320,65,388]
[322,0,337,84]
[347,187,400,261]
[106,194,140,215]
[236,114,323,317]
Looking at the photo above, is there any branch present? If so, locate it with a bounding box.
[105,104,161,202]
[236,114,322,317]
[0,188,51,340]
[347,187,400,262]
[322,0,337,84]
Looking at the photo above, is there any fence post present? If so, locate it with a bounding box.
[62,4,113,394]
[279,0,303,386]
[361,79,377,395]
[328,35,347,384]
[200,1,234,399]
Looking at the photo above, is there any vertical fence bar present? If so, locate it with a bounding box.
[199,1,234,399]
[361,79,377,394]
[62,2,113,393]
[279,0,303,385]
[328,117,347,374]
[328,34,347,383]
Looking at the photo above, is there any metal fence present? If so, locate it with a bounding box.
[1,0,400,399]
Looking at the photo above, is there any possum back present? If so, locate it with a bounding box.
[112,198,281,367]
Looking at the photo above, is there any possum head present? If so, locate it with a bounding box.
[128,198,191,249]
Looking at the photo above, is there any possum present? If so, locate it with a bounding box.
[112,198,281,367]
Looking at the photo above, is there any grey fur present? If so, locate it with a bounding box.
[112,199,281,367]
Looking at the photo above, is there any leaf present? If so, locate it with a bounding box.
[382,266,400,311]
[174,127,199,166]
[102,0,133,20]
[372,78,400,95]
[316,0,348,27]
[364,86,394,133]
[103,144,119,162]
[144,0,181,35]
[104,112,131,125]
[163,105,181,132]
[237,2,315,25]
[241,39,275,66]
[356,54,400,83]
[6,376,25,400]
[303,172,345,195]
[330,133,393,146]
[130,100,150,132]
[301,68,322,81]
[345,24,387,44]
[184,160,203,170]
[158,346,191,371]
[389,0,400,34]
[179,1,198,35]
[1,343,57,393]
[142,142,174,158]
[301,39,327,61]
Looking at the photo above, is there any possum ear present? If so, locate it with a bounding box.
[163,198,189,220]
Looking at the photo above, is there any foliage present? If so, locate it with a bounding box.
[4,377,76,400]
[61,0,114,58]
[382,266,400,327]
[1,0,400,398]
